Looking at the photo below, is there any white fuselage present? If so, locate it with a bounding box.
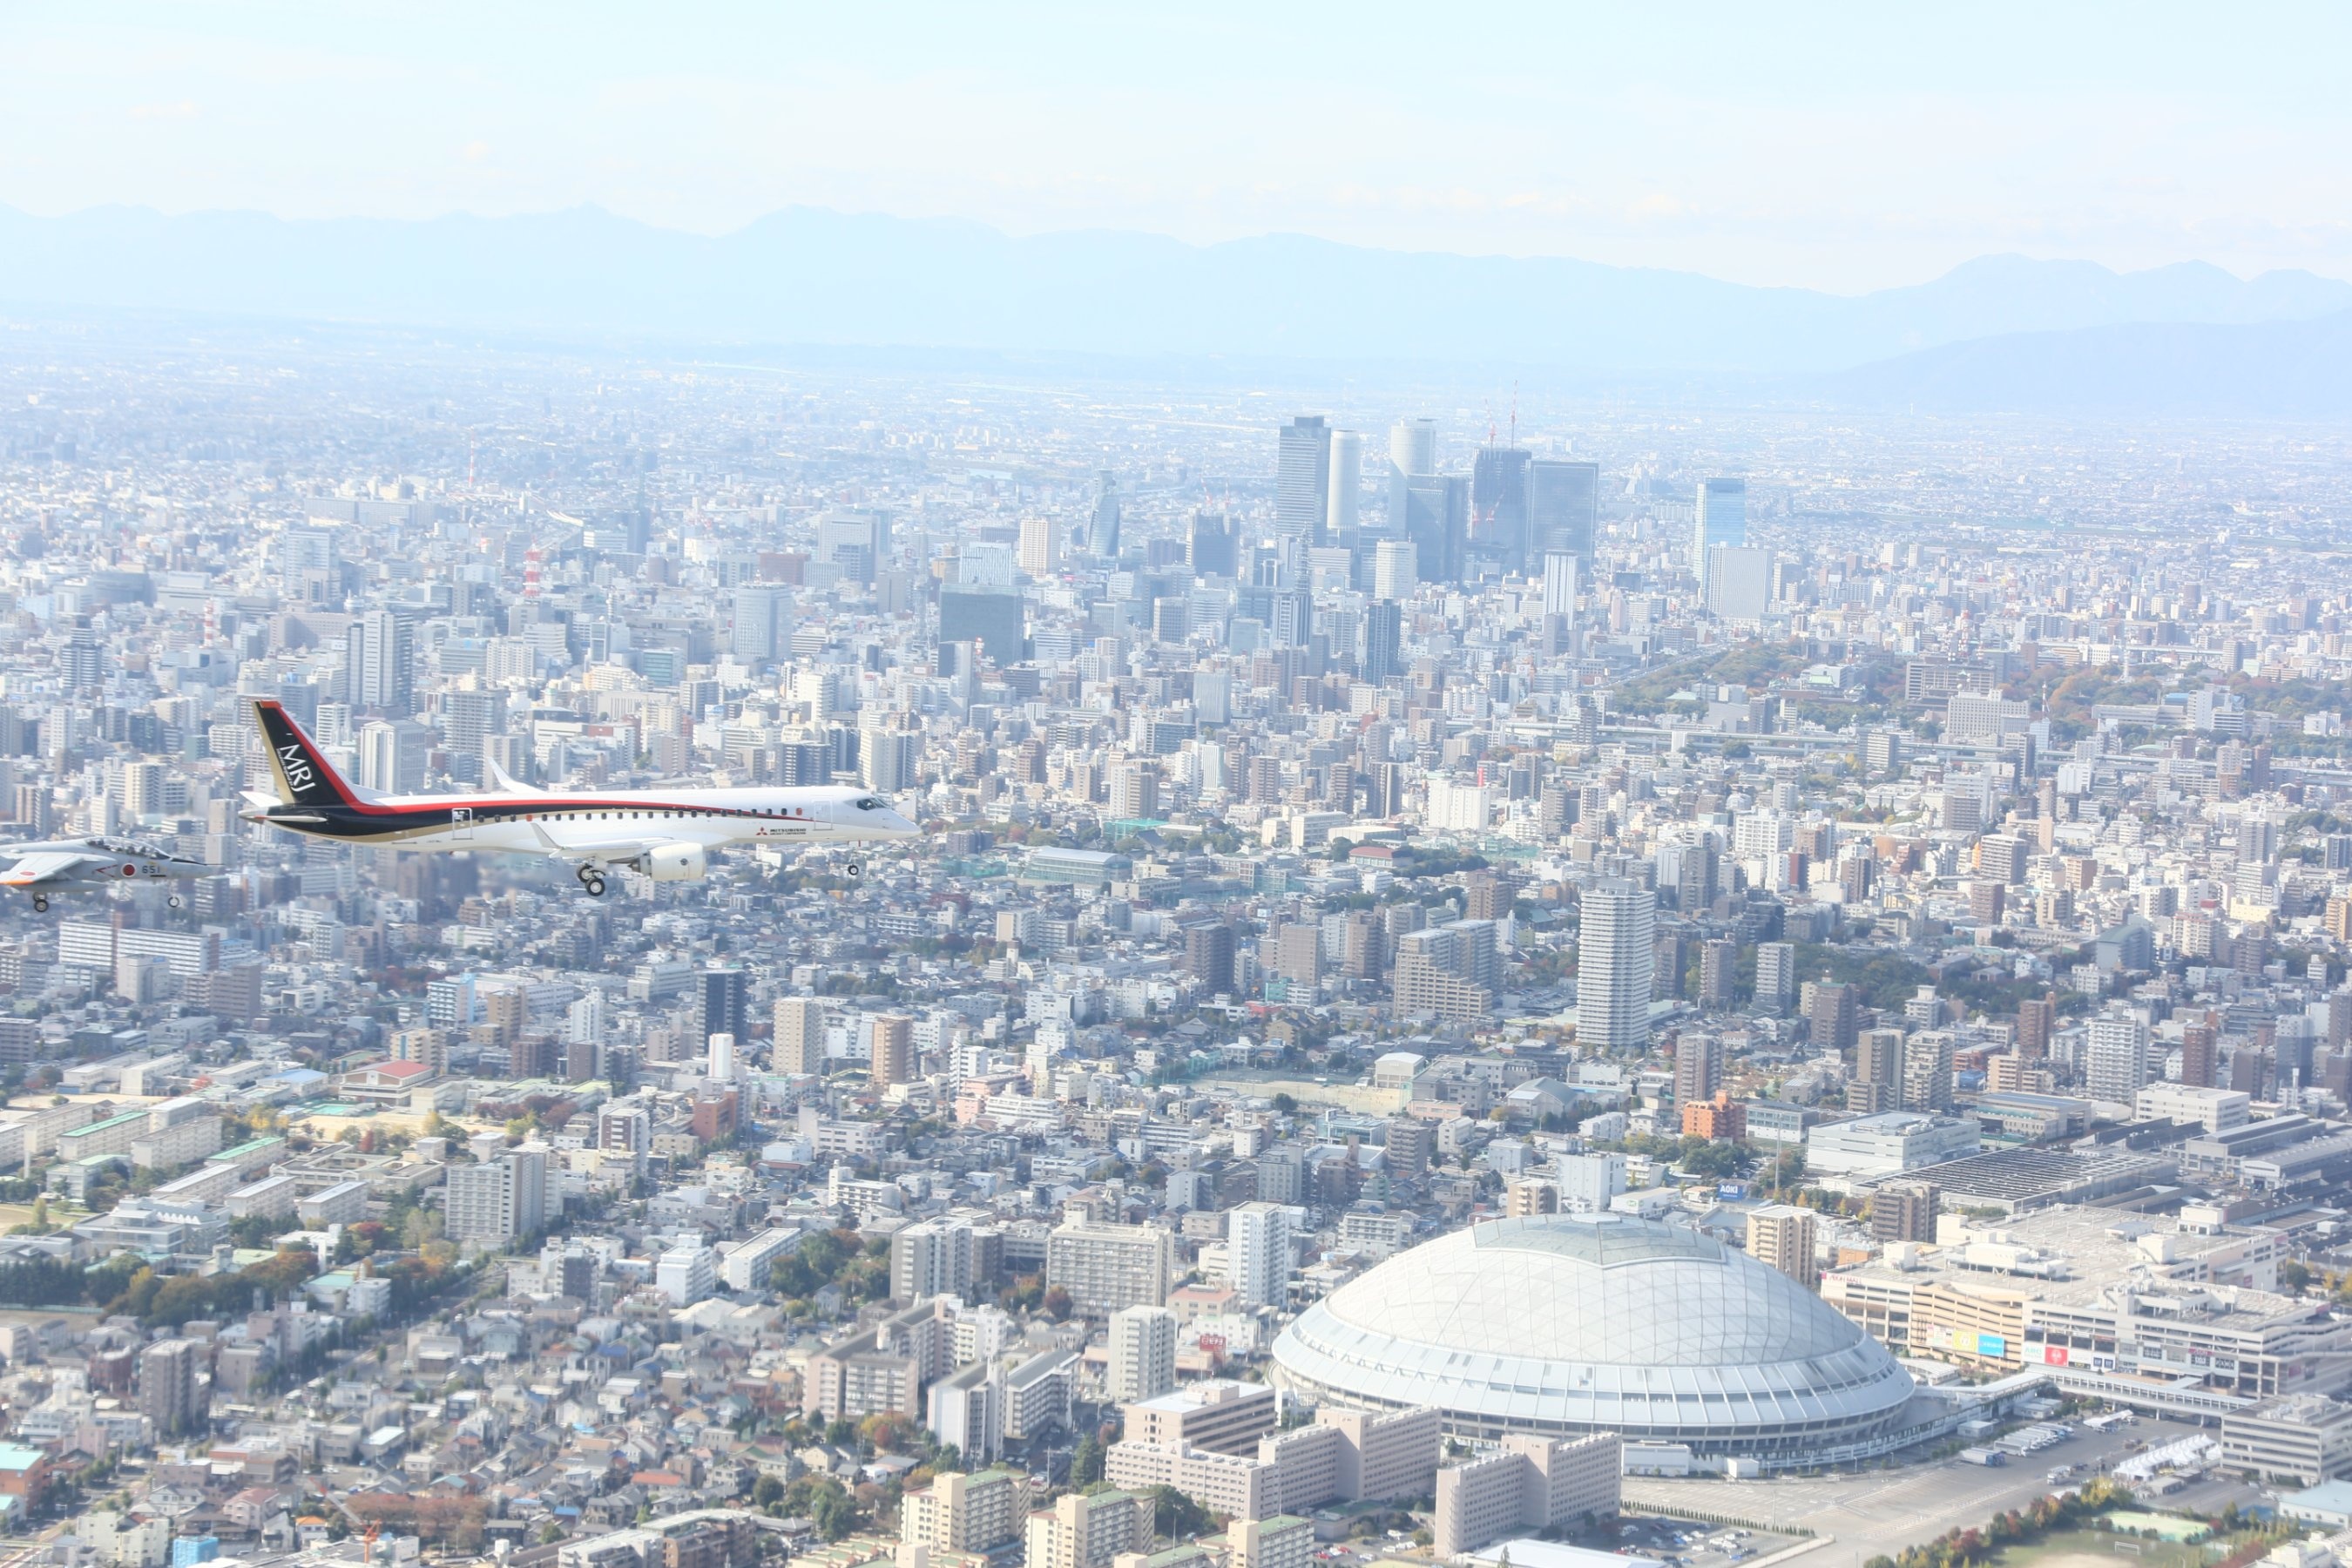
[253,781,921,861]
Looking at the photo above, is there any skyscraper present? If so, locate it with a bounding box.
[1673,1034,1721,1104]
[443,686,506,784]
[1018,516,1059,578]
[1326,429,1362,541]
[1470,446,1531,575]
[1903,1029,1957,1112]
[1188,512,1239,578]
[872,1014,915,1089]
[1576,881,1655,1051]
[1182,922,1236,996]
[1389,418,1436,486]
[1228,1201,1294,1309]
[140,1338,203,1437]
[1361,601,1402,686]
[774,996,825,1075]
[1542,551,1579,618]
[701,967,747,1045]
[2086,1011,2152,1102]
[731,584,794,663]
[356,719,429,794]
[1529,459,1600,562]
[2016,994,2057,1058]
[1754,942,1797,1016]
[352,609,416,716]
[1373,538,1417,601]
[1401,476,1468,585]
[1092,470,1122,558]
[1704,545,1773,620]
[1693,477,1747,592]
[1276,416,1333,544]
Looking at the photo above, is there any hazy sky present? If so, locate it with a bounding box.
[5,3,2349,294]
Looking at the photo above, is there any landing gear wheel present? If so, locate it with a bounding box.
[167,896,181,909]
[30,896,46,913]
[584,876,607,898]
[845,860,864,879]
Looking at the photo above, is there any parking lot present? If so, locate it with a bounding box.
[1621,1416,2268,1568]
[1606,1511,1808,1568]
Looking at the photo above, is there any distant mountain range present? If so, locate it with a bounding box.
[1821,312,2352,416]
[1,202,2348,409]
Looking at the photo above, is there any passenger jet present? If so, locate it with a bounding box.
[239,700,918,896]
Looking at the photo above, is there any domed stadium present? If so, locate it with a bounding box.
[1271,1214,1918,1464]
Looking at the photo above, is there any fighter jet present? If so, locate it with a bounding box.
[0,837,208,912]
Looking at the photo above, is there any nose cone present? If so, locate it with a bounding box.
[886,810,921,840]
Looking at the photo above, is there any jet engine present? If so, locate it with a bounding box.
[641,841,708,882]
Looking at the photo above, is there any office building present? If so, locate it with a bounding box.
[1542,550,1579,618]
[730,584,793,662]
[1018,517,1059,578]
[1704,544,1772,619]
[1387,417,1436,520]
[700,967,747,1046]
[938,587,1026,666]
[1091,470,1121,558]
[1372,538,1416,601]
[1470,446,1531,573]
[1275,416,1333,544]
[356,719,429,794]
[1692,477,1747,592]
[1360,600,1402,685]
[442,687,506,782]
[1326,429,1362,540]
[1399,476,1468,585]
[351,608,416,716]
[1529,458,1600,561]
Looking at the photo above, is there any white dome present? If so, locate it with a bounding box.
[1271,1214,1916,1461]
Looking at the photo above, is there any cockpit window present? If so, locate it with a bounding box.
[855,798,883,810]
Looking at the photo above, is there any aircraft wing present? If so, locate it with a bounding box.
[522,820,666,864]
[0,852,99,888]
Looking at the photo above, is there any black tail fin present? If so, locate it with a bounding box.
[251,700,361,808]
